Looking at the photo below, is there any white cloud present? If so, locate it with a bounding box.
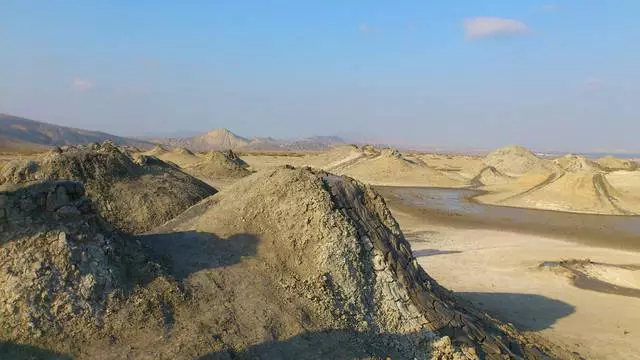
[72,78,93,91]
[584,76,605,91]
[464,17,529,39]
[541,4,559,11]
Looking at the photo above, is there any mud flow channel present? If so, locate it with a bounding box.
[376,186,640,251]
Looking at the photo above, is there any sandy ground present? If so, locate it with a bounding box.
[389,206,640,360]
[240,147,640,216]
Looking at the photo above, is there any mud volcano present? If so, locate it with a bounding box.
[0,166,574,359]
[0,141,216,233]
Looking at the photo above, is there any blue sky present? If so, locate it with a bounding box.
[1,1,639,151]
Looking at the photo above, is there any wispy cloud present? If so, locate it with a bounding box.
[72,78,93,91]
[464,17,529,39]
[583,76,605,92]
[358,23,378,34]
[541,4,559,11]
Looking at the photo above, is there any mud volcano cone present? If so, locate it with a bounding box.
[141,166,568,359]
[0,141,216,233]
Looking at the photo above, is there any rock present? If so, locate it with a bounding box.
[56,205,81,217]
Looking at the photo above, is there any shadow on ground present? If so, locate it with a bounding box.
[403,230,441,242]
[413,249,462,257]
[455,292,575,331]
[0,342,72,360]
[138,231,259,281]
[195,330,436,360]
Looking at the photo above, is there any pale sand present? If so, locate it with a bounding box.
[391,207,640,360]
[240,148,640,215]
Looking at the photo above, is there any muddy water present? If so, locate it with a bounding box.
[376,186,640,251]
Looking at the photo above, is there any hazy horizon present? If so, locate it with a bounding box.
[2,1,639,152]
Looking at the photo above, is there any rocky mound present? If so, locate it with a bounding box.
[148,147,203,167]
[471,166,513,186]
[174,147,194,156]
[204,149,248,167]
[182,150,252,180]
[484,171,633,215]
[0,181,170,354]
[138,166,566,359]
[144,145,168,157]
[380,147,403,159]
[0,168,572,359]
[553,154,602,173]
[598,156,638,172]
[485,145,556,177]
[334,148,470,187]
[0,142,216,233]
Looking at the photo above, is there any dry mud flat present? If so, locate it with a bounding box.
[241,144,640,216]
[383,191,640,360]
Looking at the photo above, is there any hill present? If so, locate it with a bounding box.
[0,167,572,359]
[0,113,155,151]
[152,129,347,152]
[0,141,216,233]
[155,128,250,151]
[484,145,558,176]
[552,154,603,173]
[320,147,471,187]
[597,155,638,171]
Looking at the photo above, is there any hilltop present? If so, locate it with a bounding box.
[151,128,348,152]
[0,113,155,151]
[0,141,216,233]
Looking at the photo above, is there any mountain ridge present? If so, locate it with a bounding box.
[0,113,155,151]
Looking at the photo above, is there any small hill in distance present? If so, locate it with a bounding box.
[152,128,348,152]
[0,113,154,151]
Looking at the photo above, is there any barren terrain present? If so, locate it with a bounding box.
[389,206,640,360]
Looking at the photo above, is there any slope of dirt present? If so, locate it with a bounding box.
[415,154,486,179]
[552,154,603,173]
[329,148,471,188]
[0,181,173,357]
[300,144,366,171]
[485,145,557,177]
[481,171,635,215]
[144,144,168,157]
[0,142,216,233]
[305,146,468,187]
[471,166,514,186]
[0,113,154,150]
[149,147,203,167]
[138,166,566,359]
[598,156,638,171]
[182,150,253,184]
[159,128,250,152]
[0,167,572,359]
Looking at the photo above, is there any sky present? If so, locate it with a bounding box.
[1,1,639,152]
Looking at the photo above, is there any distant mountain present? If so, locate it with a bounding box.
[152,129,348,152]
[155,128,250,151]
[0,113,155,151]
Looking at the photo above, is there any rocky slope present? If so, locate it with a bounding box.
[182,150,252,181]
[0,166,574,359]
[484,146,558,177]
[138,166,568,359]
[597,156,638,172]
[0,180,171,357]
[0,113,154,151]
[0,142,216,233]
